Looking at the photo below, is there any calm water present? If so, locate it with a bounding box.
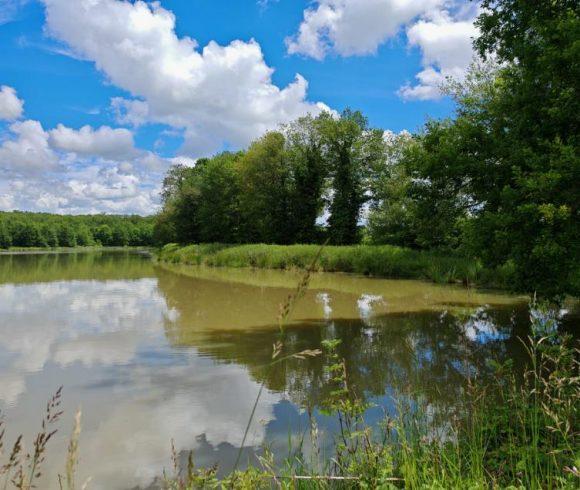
[0,251,575,489]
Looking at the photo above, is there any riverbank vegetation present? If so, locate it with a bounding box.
[157,243,494,287]
[155,1,579,299]
[0,211,155,248]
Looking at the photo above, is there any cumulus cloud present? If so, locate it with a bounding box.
[287,0,480,100]
[0,85,24,120]
[41,0,328,156]
[398,13,478,100]
[0,119,59,174]
[0,88,169,214]
[49,124,138,160]
[286,0,444,60]
[0,161,162,215]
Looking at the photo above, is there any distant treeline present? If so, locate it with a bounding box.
[0,212,155,248]
[156,0,579,298]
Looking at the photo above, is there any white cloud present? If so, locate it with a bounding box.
[49,124,138,160]
[0,119,59,174]
[287,0,480,101]
[0,85,24,120]
[41,0,328,156]
[0,88,168,214]
[0,159,163,215]
[398,14,478,100]
[286,0,444,60]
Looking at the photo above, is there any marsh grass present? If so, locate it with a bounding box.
[157,243,483,286]
[0,387,61,490]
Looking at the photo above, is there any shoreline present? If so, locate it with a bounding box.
[0,246,151,255]
[156,243,508,290]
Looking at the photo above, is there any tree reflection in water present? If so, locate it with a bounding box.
[156,266,535,415]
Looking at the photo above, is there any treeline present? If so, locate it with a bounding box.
[155,109,384,246]
[157,1,579,297]
[0,212,155,248]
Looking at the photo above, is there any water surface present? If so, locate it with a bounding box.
[0,251,572,489]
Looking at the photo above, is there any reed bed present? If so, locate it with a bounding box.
[157,243,483,286]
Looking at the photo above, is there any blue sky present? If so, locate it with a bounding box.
[0,0,479,214]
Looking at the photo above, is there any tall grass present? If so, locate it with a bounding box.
[157,243,483,286]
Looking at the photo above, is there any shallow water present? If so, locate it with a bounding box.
[0,251,573,489]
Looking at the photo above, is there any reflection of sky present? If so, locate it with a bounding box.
[0,257,542,489]
[0,278,281,490]
[462,307,508,344]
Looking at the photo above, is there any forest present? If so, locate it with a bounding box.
[0,211,155,248]
[156,0,579,298]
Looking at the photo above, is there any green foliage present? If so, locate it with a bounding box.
[367,131,419,248]
[0,211,155,249]
[237,132,293,243]
[156,111,386,248]
[0,220,12,248]
[156,164,203,244]
[197,152,242,243]
[158,243,481,285]
[461,1,579,296]
[284,115,327,243]
[318,109,384,245]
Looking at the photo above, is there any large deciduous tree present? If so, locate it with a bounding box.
[284,115,327,243]
[318,110,384,245]
[237,132,293,244]
[197,152,242,243]
[469,1,579,295]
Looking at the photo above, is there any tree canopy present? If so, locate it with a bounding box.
[0,212,155,249]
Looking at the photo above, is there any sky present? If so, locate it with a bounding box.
[0,0,480,215]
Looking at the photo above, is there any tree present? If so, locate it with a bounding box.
[237,132,293,243]
[58,224,77,247]
[153,209,177,245]
[158,163,204,243]
[367,131,419,247]
[76,224,94,246]
[405,118,479,250]
[284,115,327,243]
[111,224,129,246]
[0,212,155,248]
[318,109,384,245]
[464,2,580,295]
[42,225,59,248]
[197,152,242,243]
[0,220,11,249]
[94,225,113,246]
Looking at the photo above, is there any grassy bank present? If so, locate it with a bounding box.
[157,243,496,286]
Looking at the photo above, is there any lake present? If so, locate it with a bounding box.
[0,251,574,489]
